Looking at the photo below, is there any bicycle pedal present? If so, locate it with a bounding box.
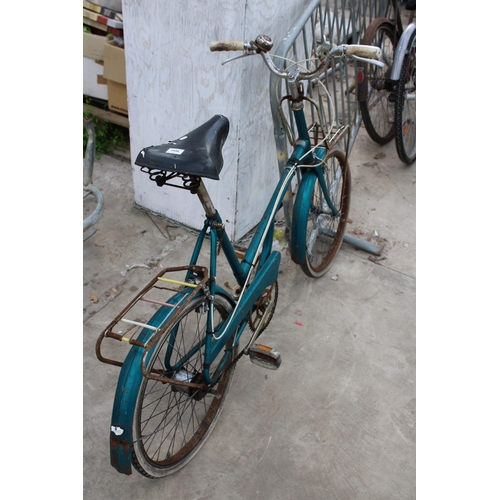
[248,344,281,370]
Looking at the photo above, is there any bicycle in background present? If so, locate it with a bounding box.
[357,0,416,164]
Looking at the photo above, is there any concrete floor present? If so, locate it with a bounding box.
[83,125,415,499]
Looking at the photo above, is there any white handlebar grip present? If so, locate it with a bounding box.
[346,45,382,60]
[210,41,245,52]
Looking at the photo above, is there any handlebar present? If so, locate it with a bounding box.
[210,34,383,80]
[345,44,382,60]
[210,40,246,52]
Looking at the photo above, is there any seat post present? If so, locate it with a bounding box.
[196,179,217,219]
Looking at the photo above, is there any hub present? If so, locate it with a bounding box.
[171,369,208,400]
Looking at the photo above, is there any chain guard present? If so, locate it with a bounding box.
[248,280,279,334]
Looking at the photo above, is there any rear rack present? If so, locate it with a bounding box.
[95,265,208,370]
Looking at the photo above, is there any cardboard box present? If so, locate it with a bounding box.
[103,41,128,114]
[106,80,127,114]
[83,56,108,100]
[83,32,107,61]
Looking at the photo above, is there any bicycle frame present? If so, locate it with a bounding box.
[105,35,375,476]
[107,103,335,477]
[183,95,335,385]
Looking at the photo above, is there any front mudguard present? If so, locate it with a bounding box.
[289,170,315,266]
[390,23,416,81]
[109,286,235,475]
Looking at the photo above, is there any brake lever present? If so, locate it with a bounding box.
[221,52,254,65]
[351,54,385,68]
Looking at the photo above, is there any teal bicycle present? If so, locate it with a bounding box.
[96,34,381,478]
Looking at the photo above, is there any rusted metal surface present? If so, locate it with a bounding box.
[138,365,232,468]
[110,435,133,475]
[95,265,208,371]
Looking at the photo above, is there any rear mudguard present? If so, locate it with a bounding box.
[109,286,235,475]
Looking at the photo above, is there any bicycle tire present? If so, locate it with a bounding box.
[131,294,236,478]
[358,19,397,145]
[299,149,351,278]
[395,29,416,164]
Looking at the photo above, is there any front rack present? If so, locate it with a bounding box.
[278,91,351,153]
[96,265,208,372]
[307,121,351,151]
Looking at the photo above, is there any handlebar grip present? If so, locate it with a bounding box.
[210,41,245,52]
[345,45,382,60]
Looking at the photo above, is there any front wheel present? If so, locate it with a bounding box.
[300,149,351,278]
[395,29,416,164]
[358,19,397,144]
[131,294,236,478]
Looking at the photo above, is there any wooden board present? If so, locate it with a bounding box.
[84,103,129,128]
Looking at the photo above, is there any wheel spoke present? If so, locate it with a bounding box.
[301,149,350,278]
[131,296,236,477]
[395,31,416,164]
[358,20,397,144]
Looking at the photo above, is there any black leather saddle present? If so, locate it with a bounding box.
[135,114,230,180]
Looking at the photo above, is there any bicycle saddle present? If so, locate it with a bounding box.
[135,114,230,180]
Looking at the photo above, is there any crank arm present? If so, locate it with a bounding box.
[243,298,275,355]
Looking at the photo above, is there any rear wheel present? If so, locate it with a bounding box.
[131,294,235,478]
[358,19,397,144]
[300,149,351,278]
[395,30,416,164]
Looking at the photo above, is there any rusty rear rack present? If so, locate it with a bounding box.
[95,265,209,376]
